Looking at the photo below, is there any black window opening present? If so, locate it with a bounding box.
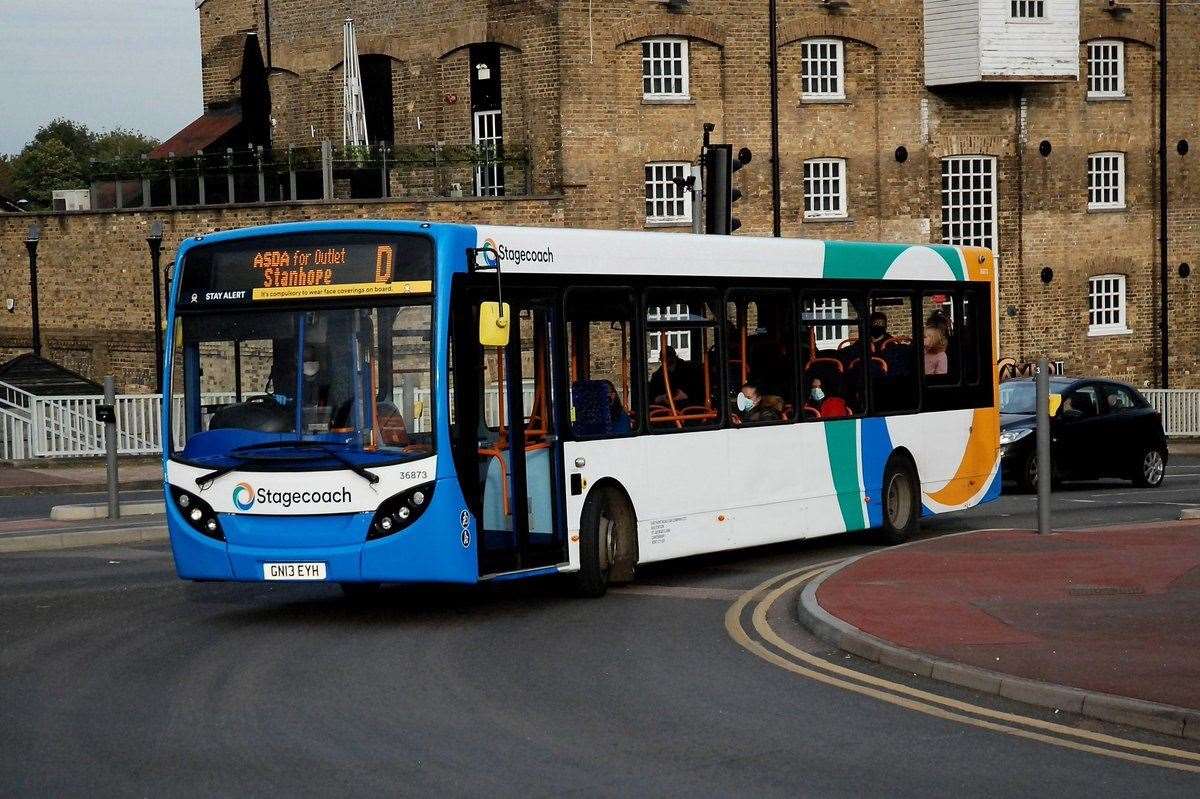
[644,289,722,431]
[726,290,797,425]
[360,55,395,147]
[469,43,504,196]
[566,289,641,439]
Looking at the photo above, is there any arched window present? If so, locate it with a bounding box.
[801,38,844,101]
[1087,274,1130,336]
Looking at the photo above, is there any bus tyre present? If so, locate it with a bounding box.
[1132,446,1167,488]
[879,458,920,545]
[339,582,382,600]
[575,486,636,598]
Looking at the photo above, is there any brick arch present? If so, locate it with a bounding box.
[778,18,880,50]
[1086,132,1137,152]
[1083,256,1136,280]
[929,136,1010,160]
[1081,20,1156,49]
[611,18,727,48]
[435,22,523,58]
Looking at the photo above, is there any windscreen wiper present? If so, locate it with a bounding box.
[200,439,381,487]
[195,452,276,489]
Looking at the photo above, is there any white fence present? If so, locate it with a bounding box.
[0,379,537,460]
[1143,389,1200,438]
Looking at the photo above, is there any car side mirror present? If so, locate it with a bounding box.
[479,301,511,347]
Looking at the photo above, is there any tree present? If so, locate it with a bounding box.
[0,155,15,198]
[93,128,158,162]
[31,118,96,165]
[12,138,84,208]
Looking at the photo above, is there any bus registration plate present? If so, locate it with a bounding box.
[263,562,327,581]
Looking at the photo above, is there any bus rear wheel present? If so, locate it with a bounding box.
[574,486,636,598]
[879,457,920,545]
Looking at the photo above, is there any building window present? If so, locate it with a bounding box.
[940,156,997,252]
[646,304,692,362]
[1011,1,1045,18]
[473,110,504,197]
[1088,152,1126,210]
[642,38,689,99]
[1087,40,1125,98]
[801,39,845,101]
[803,158,848,219]
[645,162,692,224]
[1088,274,1129,335]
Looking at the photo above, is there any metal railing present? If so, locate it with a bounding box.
[1143,389,1200,437]
[87,141,533,211]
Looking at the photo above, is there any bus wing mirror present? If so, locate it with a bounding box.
[479,301,511,347]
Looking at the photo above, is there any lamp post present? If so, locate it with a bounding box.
[24,224,41,357]
[147,221,165,393]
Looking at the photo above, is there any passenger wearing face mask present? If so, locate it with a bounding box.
[733,382,783,424]
[300,344,331,408]
[868,312,893,351]
[809,377,850,418]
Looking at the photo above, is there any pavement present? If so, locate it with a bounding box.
[0,458,162,495]
[800,522,1200,739]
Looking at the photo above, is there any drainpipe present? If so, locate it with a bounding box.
[263,0,272,68]
[768,0,781,237]
[1158,0,1169,387]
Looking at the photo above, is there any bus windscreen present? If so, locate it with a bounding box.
[177,232,434,307]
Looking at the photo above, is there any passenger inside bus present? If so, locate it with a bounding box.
[924,325,949,376]
[869,312,893,349]
[809,378,850,418]
[648,346,702,405]
[732,382,783,424]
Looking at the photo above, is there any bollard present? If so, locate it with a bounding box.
[1035,357,1051,535]
[102,376,120,519]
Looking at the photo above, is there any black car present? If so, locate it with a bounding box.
[1000,377,1168,492]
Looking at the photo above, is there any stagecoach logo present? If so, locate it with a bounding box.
[232,482,256,511]
[480,237,554,268]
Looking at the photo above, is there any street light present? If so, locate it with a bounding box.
[24,224,40,357]
[147,221,165,393]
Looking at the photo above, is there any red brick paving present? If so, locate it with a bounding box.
[817,523,1200,710]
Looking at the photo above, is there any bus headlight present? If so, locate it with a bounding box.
[368,482,435,540]
[170,487,225,541]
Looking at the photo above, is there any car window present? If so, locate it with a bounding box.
[1100,383,1139,414]
[1061,385,1101,418]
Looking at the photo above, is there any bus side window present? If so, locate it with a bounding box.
[644,290,720,431]
[800,293,864,417]
[566,289,639,438]
[868,294,917,415]
[725,290,796,424]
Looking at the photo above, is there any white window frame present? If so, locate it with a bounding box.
[647,304,692,362]
[1010,1,1046,19]
[473,109,504,197]
[803,158,848,220]
[801,39,845,101]
[642,38,690,100]
[805,297,853,351]
[1087,152,1126,211]
[1087,274,1130,336]
[644,162,692,225]
[1087,40,1125,99]
[940,156,998,253]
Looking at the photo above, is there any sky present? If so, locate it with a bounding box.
[0,1,203,155]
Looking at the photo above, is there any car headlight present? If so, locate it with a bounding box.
[367,482,435,540]
[999,428,1033,446]
[170,486,224,541]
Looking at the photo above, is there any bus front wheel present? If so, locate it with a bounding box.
[574,486,636,598]
[879,457,920,545]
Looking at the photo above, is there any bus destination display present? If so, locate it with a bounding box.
[179,233,434,306]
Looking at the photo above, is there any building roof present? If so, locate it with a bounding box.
[0,354,103,396]
[149,105,242,159]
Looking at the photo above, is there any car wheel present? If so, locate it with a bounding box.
[1018,451,1039,494]
[1132,446,1167,488]
[574,486,636,598]
[879,456,920,545]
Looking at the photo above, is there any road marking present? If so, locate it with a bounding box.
[726,567,1200,773]
[613,585,750,601]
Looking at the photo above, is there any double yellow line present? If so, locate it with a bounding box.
[725,565,1200,774]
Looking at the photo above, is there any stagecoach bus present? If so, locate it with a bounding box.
[162,220,1000,596]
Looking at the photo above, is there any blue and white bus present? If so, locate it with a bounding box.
[163,220,1000,596]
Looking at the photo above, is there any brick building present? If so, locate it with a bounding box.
[0,1,1196,390]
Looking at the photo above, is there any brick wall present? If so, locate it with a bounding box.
[0,196,564,391]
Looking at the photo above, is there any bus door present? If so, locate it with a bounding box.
[470,292,567,576]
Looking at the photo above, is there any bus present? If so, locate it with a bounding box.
[162,220,1000,596]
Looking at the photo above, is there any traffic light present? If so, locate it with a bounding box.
[704,144,752,234]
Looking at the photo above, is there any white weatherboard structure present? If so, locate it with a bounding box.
[342,18,369,147]
[924,0,1080,86]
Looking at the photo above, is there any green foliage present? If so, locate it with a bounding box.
[0,155,15,198]
[31,118,95,163]
[12,138,84,207]
[93,128,159,162]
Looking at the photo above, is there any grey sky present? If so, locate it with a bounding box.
[0,1,202,155]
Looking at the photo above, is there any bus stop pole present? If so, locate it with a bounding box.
[1036,357,1051,535]
[104,376,120,520]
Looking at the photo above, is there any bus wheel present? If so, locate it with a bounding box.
[879,457,920,545]
[339,582,382,601]
[575,486,636,598]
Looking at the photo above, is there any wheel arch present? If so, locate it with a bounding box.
[580,477,640,580]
